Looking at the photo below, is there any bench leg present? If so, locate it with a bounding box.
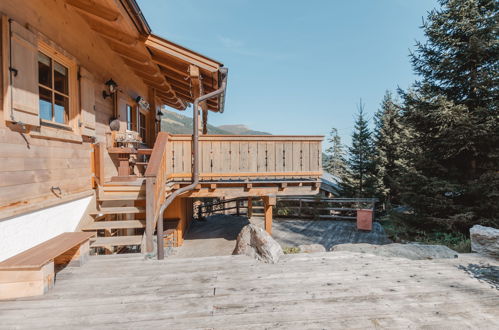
[54,240,90,267]
[0,262,54,300]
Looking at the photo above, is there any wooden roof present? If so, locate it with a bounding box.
[65,0,224,111]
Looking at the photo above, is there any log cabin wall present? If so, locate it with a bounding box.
[0,0,149,219]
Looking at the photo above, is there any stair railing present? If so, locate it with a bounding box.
[143,132,170,253]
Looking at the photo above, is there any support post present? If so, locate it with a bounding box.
[263,195,276,235]
[145,178,155,253]
[202,109,208,134]
[236,199,240,216]
[247,197,253,219]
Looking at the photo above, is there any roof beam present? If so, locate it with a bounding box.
[66,0,120,22]
[146,35,220,73]
[81,13,137,45]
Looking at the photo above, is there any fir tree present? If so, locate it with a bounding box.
[401,0,499,232]
[324,128,347,180]
[342,100,375,198]
[372,91,410,208]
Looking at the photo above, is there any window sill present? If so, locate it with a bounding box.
[30,121,83,143]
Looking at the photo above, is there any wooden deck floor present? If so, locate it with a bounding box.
[0,252,498,329]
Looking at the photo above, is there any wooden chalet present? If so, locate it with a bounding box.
[0,0,323,263]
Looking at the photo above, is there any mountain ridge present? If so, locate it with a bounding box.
[161,110,270,135]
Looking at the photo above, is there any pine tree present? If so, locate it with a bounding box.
[324,128,347,180]
[400,0,499,232]
[372,91,410,208]
[342,101,375,198]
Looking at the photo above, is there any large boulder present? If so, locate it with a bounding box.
[233,224,283,263]
[470,225,499,258]
[330,243,458,260]
[298,244,326,253]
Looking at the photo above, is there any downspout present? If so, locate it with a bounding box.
[156,67,228,259]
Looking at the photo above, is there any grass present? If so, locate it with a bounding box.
[282,246,301,254]
[380,212,471,253]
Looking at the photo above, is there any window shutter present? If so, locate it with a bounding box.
[2,18,39,126]
[79,67,96,137]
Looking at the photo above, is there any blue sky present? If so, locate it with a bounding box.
[138,0,439,146]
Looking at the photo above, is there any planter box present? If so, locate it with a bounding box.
[357,209,373,231]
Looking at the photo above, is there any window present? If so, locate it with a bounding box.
[126,104,137,131]
[38,51,70,124]
[139,112,146,141]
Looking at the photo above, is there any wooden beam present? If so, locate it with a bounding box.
[202,109,208,134]
[66,0,120,22]
[263,195,276,235]
[122,58,158,75]
[81,13,137,45]
[108,41,150,64]
[247,197,253,219]
[146,36,220,73]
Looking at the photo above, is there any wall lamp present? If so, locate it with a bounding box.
[102,78,118,99]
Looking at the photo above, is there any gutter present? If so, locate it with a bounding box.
[156,67,228,259]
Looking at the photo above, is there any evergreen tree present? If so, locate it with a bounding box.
[400,0,499,232]
[324,128,347,180]
[342,101,375,198]
[372,91,410,208]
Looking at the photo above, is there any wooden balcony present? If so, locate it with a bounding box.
[164,134,323,182]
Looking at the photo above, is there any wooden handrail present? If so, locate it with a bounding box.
[144,132,171,253]
[144,132,169,177]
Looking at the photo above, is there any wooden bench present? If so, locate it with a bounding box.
[0,232,94,300]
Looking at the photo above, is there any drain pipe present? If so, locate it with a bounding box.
[156,67,228,259]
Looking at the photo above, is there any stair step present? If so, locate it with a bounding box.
[91,206,145,215]
[90,236,142,248]
[82,220,146,231]
[98,194,145,201]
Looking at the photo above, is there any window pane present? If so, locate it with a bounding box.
[38,52,52,88]
[126,105,132,131]
[54,94,68,124]
[54,61,68,95]
[39,87,52,121]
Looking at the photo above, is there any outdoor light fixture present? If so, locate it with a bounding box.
[102,78,118,99]
[157,110,163,117]
[136,96,150,110]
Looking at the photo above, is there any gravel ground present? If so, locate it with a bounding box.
[173,215,391,258]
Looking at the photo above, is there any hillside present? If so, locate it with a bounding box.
[161,110,270,135]
[218,124,271,135]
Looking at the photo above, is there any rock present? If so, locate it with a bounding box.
[470,225,499,258]
[233,224,283,263]
[298,244,326,253]
[330,243,458,260]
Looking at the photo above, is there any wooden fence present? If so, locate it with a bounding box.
[165,134,323,181]
[195,196,377,221]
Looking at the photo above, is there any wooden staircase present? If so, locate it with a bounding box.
[84,181,149,254]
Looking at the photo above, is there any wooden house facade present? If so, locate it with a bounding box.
[0,0,323,262]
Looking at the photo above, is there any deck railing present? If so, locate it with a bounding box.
[165,134,323,181]
[143,132,170,253]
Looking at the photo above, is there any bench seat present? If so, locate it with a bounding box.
[0,232,94,300]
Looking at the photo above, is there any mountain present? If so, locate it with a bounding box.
[160,110,230,134]
[161,110,271,135]
[218,124,271,136]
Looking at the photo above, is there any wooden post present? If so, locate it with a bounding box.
[93,142,105,186]
[202,109,208,134]
[145,177,155,253]
[298,199,302,219]
[247,197,253,219]
[236,199,240,216]
[263,195,276,235]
